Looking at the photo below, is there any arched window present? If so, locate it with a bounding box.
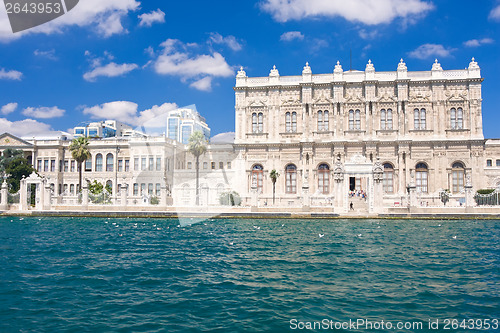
[317,111,323,131]
[251,164,264,193]
[95,154,103,172]
[383,163,394,193]
[252,113,257,133]
[416,162,428,193]
[318,164,330,194]
[292,112,297,132]
[349,110,354,130]
[355,109,361,130]
[285,164,297,194]
[420,108,426,129]
[323,111,329,130]
[414,108,420,130]
[258,112,263,132]
[106,153,114,172]
[451,108,464,129]
[387,109,393,130]
[380,109,386,130]
[285,112,291,132]
[452,162,465,193]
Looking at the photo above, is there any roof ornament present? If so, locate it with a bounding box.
[468,57,480,70]
[432,59,443,71]
[236,66,246,78]
[302,61,312,75]
[397,58,407,71]
[334,61,343,73]
[269,65,279,77]
[365,59,375,72]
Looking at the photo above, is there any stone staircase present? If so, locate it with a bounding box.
[348,196,369,215]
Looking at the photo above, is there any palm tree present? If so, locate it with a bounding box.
[69,137,91,193]
[188,131,207,206]
[270,169,279,205]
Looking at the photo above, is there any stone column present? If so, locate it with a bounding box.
[0,178,8,210]
[121,185,128,208]
[465,173,474,212]
[20,177,27,211]
[160,184,168,207]
[302,184,310,212]
[408,184,417,210]
[43,181,51,210]
[82,182,89,209]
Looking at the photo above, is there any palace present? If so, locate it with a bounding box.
[1,58,500,214]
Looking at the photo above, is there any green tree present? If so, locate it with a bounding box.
[270,169,279,205]
[0,148,24,174]
[5,156,35,193]
[69,137,91,193]
[188,131,207,206]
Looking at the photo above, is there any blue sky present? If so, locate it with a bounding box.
[1,0,500,138]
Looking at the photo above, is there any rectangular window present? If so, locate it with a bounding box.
[37,159,42,172]
[70,184,75,194]
[211,162,215,170]
[187,162,192,169]
[125,159,130,172]
[203,162,208,169]
[156,157,161,171]
[141,158,146,171]
[71,160,76,172]
[452,170,464,193]
[156,183,161,196]
[44,160,49,172]
[227,162,231,169]
[497,160,500,167]
[63,184,68,194]
[133,183,138,196]
[487,160,492,167]
[134,158,139,171]
[50,159,55,172]
[118,159,123,172]
[219,162,224,169]
[64,160,69,172]
[148,183,153,195]
[85,158,92,172]
[141,183,146,194]
[149,157,154,171]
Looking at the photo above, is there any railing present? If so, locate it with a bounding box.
[474,189,500,206]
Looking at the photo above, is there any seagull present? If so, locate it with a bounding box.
[281,224,285,227]
[319,234,325,238]
[153,224,157,227]
[157,228,161,231]
[119,234,123,237]
[229,242,234,245]
[452,236,457,239]
[253,226,260,230]
[112,222,116,225]
[358,234,362,237]
[19,218,24,221]
[438,224,442,227]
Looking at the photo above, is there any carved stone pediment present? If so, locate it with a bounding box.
[377,93,397,103]
[281,97,301,107]
[445,90,468,102]
[0,133,33,147]
[348,154,368,164]
[409,92,431,103]
[313,93,333,105]
[248,99,267,108]
[344,93,364,104]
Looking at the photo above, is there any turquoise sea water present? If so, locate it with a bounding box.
[0,217,499,332]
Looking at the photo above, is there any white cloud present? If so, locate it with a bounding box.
[83,62,138,82]
[0,0,140,42]
[260,0,434,25]
[190,77,213,92]
[463,38,494,47]
[138,9,166,27]
[490,5,500,20]
[408,44,455,59]
[82,101,178,126]
[22,106,65,119]
[1,102,18,115]
[0,68,22,80]
[280,31,304,41]
[0,118,52,136]
[358,29,379,40]
[153,39,233,91]
[34,49,58,60]
[209,32,243,51]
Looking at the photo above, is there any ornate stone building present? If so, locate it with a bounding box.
[233,59,500,213]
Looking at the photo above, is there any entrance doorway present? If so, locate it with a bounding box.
[349,177,362,191]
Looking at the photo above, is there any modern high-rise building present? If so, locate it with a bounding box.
[166,105,211,144]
